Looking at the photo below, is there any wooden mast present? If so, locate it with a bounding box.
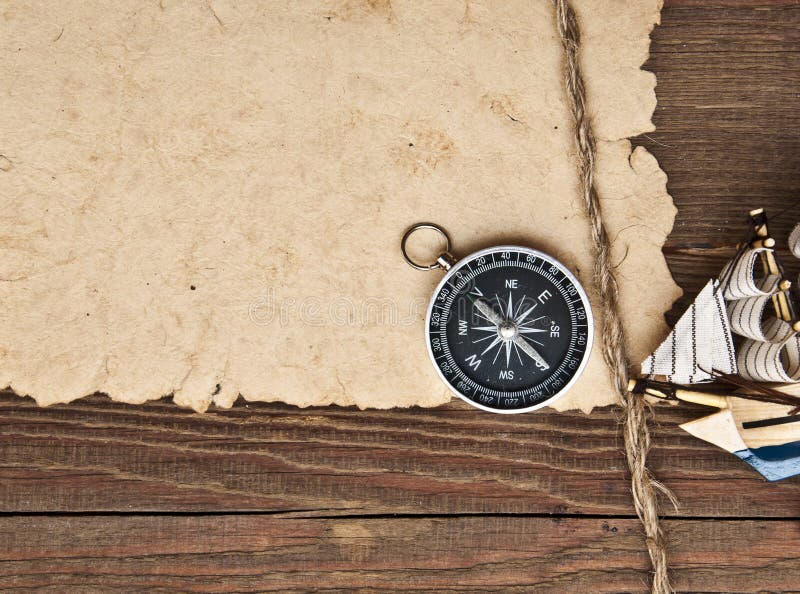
[748,208,800,332]
[627,379,729,409]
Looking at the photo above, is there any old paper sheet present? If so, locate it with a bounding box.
[0,0,680,412]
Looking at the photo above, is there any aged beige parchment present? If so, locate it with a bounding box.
[0,0,680,412]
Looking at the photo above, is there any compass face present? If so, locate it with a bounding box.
[425,246,593,413]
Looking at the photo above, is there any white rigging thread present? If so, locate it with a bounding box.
[641,279,736,384]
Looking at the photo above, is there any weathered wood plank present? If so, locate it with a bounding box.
[1,515,797,592]
[664,1,800,8]
[2,392,798,516]
[640,4,800,319]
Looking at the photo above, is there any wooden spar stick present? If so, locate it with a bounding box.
[630,377,800,412]
[748,208,800,332]
[627,379,729,409]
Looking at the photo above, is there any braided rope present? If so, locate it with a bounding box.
[553,1,675,591]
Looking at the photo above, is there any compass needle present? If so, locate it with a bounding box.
[473,297,504,327]
[474,311,493,324]
[513,335,549,370]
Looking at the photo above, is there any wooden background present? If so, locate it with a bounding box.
[2,1,799,591]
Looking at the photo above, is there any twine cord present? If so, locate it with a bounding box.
[554,1,675,592]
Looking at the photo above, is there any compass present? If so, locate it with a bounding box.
[402,223,593,413]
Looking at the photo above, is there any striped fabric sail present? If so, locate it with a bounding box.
[640,215,799,388]
[738,332,800,383]
[727,297,794,343]
[641,279,736,383]
[793,224,800,293]
[789,223,800,259]
[721,247,780,300]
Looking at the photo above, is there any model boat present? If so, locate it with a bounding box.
[632,209,800,481]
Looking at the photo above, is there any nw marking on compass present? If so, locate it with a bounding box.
[467,285,550,370]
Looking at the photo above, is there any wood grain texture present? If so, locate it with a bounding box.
[2,515,798,592]
[2,392,798,516]
[3,3,800,592]
[642,3,800,322]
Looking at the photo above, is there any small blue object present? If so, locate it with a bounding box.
[733,440,800,482]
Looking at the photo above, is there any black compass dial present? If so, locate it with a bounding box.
[426,246,592,412]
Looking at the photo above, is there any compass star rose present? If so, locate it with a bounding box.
[471,291,548,368]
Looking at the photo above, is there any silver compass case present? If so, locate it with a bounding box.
[424,245,594,414]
